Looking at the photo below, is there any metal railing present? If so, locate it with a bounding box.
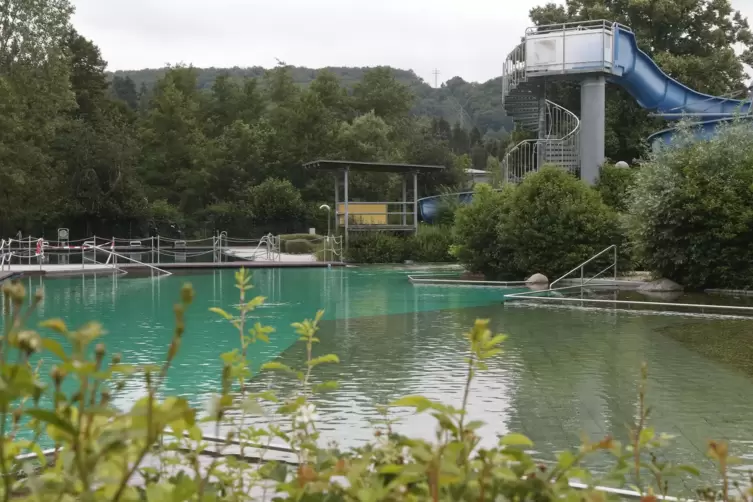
[93,243,171,276]
[550,245,617,289]
[502,100,581,183]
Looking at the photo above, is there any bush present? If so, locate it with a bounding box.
[280,233,323,253]
[407,225,455,262]
[500,166,621,279]
[345,232,405,263]
[245,178,308,234]
[452,184,513,278]
[595,163,638,212]
[629,122,753,289]
[284,239,315,254]
[453,169,621,280]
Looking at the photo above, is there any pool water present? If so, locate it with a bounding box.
[5,267,753,490]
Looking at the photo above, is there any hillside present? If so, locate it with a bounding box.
[110,66,513,138]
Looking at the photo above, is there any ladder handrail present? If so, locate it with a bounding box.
[93,244,172,276]
[550,245,617,289]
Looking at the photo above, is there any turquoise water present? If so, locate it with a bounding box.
[4,267,753,490]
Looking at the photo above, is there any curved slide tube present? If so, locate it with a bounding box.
[418,192,474,224]
[610,27,750,120]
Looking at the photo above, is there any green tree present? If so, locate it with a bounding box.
[629,122,753,289]
[245,178,308,234]
[139,67,217,224]
[452,184,513,279]
[0,0,75,235]
[500,166,620,279]
[64,29,109,118]
[112,75,139,110]
[352,67,413,121]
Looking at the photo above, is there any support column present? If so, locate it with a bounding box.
[401,177,407,226]
[344,168,349,248]
[579,76,606,185]
[537,94,547,170]
[413,172,418,233]
[334,174,339,234]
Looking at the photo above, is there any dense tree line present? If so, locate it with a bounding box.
[0,0,497,239]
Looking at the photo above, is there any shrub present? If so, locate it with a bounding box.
[595,163,638,212]
[245,178,307,234]
[345,232,405,263]
[407,225,455,262]
[284,239,315,254]
[452,184,513,279]
[500,166,621,279]
[629,121,753,289]
[280,233,323,253]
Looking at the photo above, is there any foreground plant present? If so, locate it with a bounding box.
[0,270,746,501]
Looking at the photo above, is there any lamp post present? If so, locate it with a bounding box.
[319,204,331,262]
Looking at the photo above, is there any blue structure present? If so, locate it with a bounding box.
[418,21,752,224]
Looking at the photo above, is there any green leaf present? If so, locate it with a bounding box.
[465,420,485,431]
[500,433,533,448]
[390,395,439,413]
[25,409,77,436]
[639,427,655,446]
[312,381,338,393]
[244,296,266,310]
[209,307,233,320]
[260,362,295,374]
[241,398,265,415]
[308,354,339,367]
[39,318,68,334]
[41,338,68,361]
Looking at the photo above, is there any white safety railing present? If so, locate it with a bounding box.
[92,243,171,276]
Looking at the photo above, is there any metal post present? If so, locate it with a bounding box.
[614,246,618,282]
[579,76,606,185]
[334,175,339,235]
[344,168,349,248]
[402,177,407,226]
[413,172,419,233]
[157,235,160,264]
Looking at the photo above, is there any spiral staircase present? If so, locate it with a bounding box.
[501,42,581,183]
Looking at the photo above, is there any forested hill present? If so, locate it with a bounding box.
[110,66,513,138]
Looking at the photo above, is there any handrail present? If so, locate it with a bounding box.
[502,100,581,183]
[93,244,171,276]
[550,245,617,289]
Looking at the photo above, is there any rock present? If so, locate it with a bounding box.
[615,160,630,168]
[638,290,683,302]
[637,278,683,292]
[526,273,549,285]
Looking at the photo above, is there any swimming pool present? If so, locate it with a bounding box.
[5,267,753,488]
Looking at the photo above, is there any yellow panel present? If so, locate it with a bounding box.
[337,203,388,225]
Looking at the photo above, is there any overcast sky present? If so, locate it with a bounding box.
[71,0,753,85]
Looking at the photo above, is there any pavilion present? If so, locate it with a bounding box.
[302,160,445,246]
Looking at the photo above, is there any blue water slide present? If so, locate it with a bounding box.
[610,27,750,119]
[418,191,474,224]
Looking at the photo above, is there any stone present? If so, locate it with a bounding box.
[638,290,683,302]
[526,273,549,285]
[637,278,683,292]
[615,161,629,168]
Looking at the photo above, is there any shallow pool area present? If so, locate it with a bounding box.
[5,267,753,490]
